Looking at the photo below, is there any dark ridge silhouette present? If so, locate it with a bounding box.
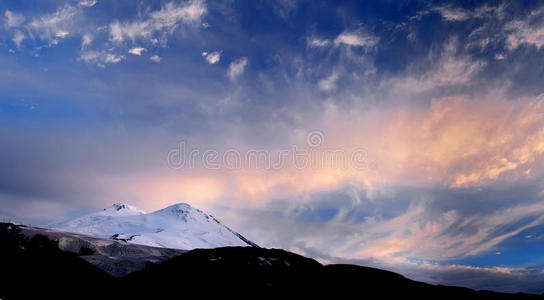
[0,223,541,299]
[0,223,113,299]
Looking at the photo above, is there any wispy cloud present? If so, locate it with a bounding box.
[348,201,544,261]
[4,10,25,28]
[506,20,544,50]
[385,39,486,94]
[317,72,339,91]
[78,50,124,67]
[150,54,161,63]
[228,57,248,80]
[78,0,97,8]
[1,1,207,67]
[28,4,78,43]
[81,33,92,50]
[307,37,331,48]
[308,30,379,50]
[432,6,471,22]
[108,0,206,44]
[202,50,221,64]
[128,47,146,56]
[12,30,25,48]
[334,31,379,48]
[295,240,544,293]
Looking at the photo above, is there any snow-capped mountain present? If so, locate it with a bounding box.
[48,203,257,250]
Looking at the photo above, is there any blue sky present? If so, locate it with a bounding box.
[3,0,544,293]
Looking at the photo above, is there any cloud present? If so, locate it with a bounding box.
[386,54,485,94]
[410,263,544,294]
[128,47,146,56]
[3,125,544,293]
[108,0,206,44]
[90,1,206,67]
[151,0,207,25]
[3,1,206,66]
[227,182,544,293]
[295,241,544,294]
[4,1,207,67]
[4,10,25,28]
[506,20,544,50]
[432,6,471,22]
[334,31,378,48]
[12,30,25,48]
[3,3,99,51]
[104,53,123,63]
[150,54,161,63]
[347,200,544,261]
[4,1,544,293]
[328,94,544,188]
[78,51,124,67]
[423,4,505,23]
[56,30,69,38]
[307,38,331,48]
[81,34,92,49]
[318,72,339,91]
[203,50,221,64]
[308,30,378,50]
[28,4,78,43]
[109,20,151,43]
[227,57,248,80]
[78,0,97,8]
[425,4,544,52]
[128,92,544,212]
[266,0,300,20]
[494,53,505,60]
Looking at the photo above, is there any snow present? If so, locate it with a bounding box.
[47,203,255,250]
[18,224,186,277]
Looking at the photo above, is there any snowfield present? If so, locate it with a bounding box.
[48,203,256,250]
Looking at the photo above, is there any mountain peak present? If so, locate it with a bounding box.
[49,202,256,250]
[103,203,145,215]
[109,203,130,211]
[164,202,192,210]
[153,202,206,222]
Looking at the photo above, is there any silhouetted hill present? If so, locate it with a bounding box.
[0,223,541,299]
[122,247,540,298]
[0,223,113,299]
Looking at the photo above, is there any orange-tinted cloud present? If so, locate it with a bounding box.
[128,93,544,210]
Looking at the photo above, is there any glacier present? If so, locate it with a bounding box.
[48,202,257,250]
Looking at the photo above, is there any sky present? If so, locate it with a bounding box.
[2,0,544,293]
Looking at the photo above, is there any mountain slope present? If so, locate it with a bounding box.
[19,223,185,277]
[48,202,256,250]
[0,223,540,299]
[121,247,543,298]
